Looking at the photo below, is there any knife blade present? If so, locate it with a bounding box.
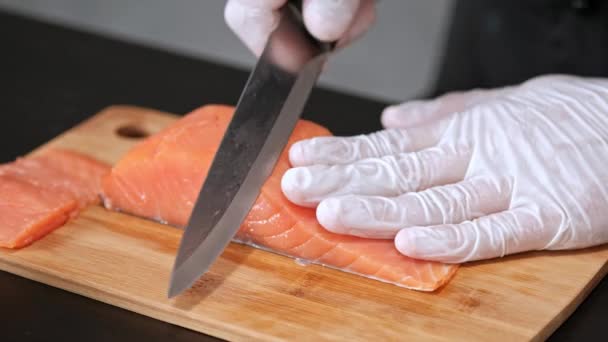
[168,1,334,298]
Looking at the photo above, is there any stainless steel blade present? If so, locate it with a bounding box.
[168,4,332,298]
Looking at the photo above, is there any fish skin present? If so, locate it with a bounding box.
[102,105,458,291]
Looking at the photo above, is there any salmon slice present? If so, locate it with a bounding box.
[0,149,110,248]
[102,105,458,291]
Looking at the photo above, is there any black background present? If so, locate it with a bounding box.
[1,10,606,341]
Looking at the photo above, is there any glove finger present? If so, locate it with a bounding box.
[335,0,376,48]
[282,144,471,207]
[302,0,362,42]
[315,176,511,239]
[394,207,549,263]
[289,120,449,166]
[381,87,513,129]
[225,0,287,56]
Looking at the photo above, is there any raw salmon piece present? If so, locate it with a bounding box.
[0,149,110,209]
[0,149,110,248]
[102,105,458,291]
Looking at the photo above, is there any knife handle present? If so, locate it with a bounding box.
[288,0,303,11]
[286,0,336,52]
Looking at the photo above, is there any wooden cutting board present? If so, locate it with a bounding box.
[1,105,607,341]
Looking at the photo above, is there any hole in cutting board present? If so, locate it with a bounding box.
[116,124,149,139]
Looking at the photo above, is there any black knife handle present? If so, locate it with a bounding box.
[288,0,303,11]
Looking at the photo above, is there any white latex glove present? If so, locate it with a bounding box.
[281,75,608,263]
[224,0,376,56]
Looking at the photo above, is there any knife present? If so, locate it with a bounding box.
[168,1,334,298]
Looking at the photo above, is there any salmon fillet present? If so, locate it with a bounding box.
[0,149,110,248]
[102,105,458,291]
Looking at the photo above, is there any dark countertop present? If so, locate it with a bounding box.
[0,10,605,342]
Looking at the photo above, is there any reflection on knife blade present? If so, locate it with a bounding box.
[168,2,334,297]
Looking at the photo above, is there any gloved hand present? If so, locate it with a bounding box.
[224,0,376,56]
[281,75,608,263]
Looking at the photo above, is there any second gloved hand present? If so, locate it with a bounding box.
[281,75,608,263]
[225,0,376,56]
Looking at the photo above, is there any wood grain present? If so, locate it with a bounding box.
[1,105,607,341]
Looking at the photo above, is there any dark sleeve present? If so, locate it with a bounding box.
[429,0,608,97]
[428,0,483,97]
